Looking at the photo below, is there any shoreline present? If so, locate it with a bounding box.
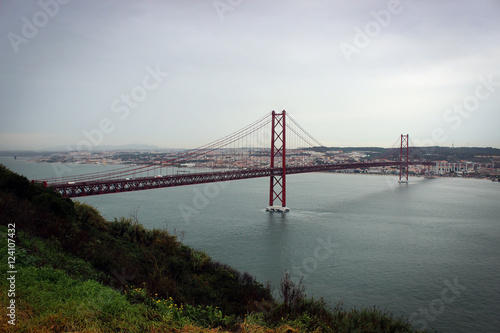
[1,156,497,182]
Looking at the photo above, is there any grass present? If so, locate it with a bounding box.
[0,246,147,332]
[0,164,431,332]
[0,229,238,332]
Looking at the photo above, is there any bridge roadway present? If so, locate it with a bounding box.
[50,161,434,198]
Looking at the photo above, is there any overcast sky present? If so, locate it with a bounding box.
[1,0,499,150]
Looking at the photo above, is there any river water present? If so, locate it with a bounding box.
[2,157,499,332]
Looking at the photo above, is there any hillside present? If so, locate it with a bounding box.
[0,164,430,332]
[316,146,500,163]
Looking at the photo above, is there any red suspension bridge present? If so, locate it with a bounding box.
[35,111,434,211]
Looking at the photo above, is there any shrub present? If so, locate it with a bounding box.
[74,201,108,230]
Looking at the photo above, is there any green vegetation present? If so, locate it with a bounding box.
[0,164,431,332]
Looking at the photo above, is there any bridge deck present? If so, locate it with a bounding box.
[48,161,433,198]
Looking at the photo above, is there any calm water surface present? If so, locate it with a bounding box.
[2,157,499,332]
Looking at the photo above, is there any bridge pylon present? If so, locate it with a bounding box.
[266,110,289,212]
[399,134,409,184]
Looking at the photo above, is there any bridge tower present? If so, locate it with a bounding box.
[399,134,409,183]
[266,110,289,212]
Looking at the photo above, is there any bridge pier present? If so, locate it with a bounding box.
[266,206,290,212]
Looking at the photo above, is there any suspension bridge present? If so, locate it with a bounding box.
[35,111,434,211]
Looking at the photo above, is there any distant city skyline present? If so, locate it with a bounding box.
[1,0,499,150]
